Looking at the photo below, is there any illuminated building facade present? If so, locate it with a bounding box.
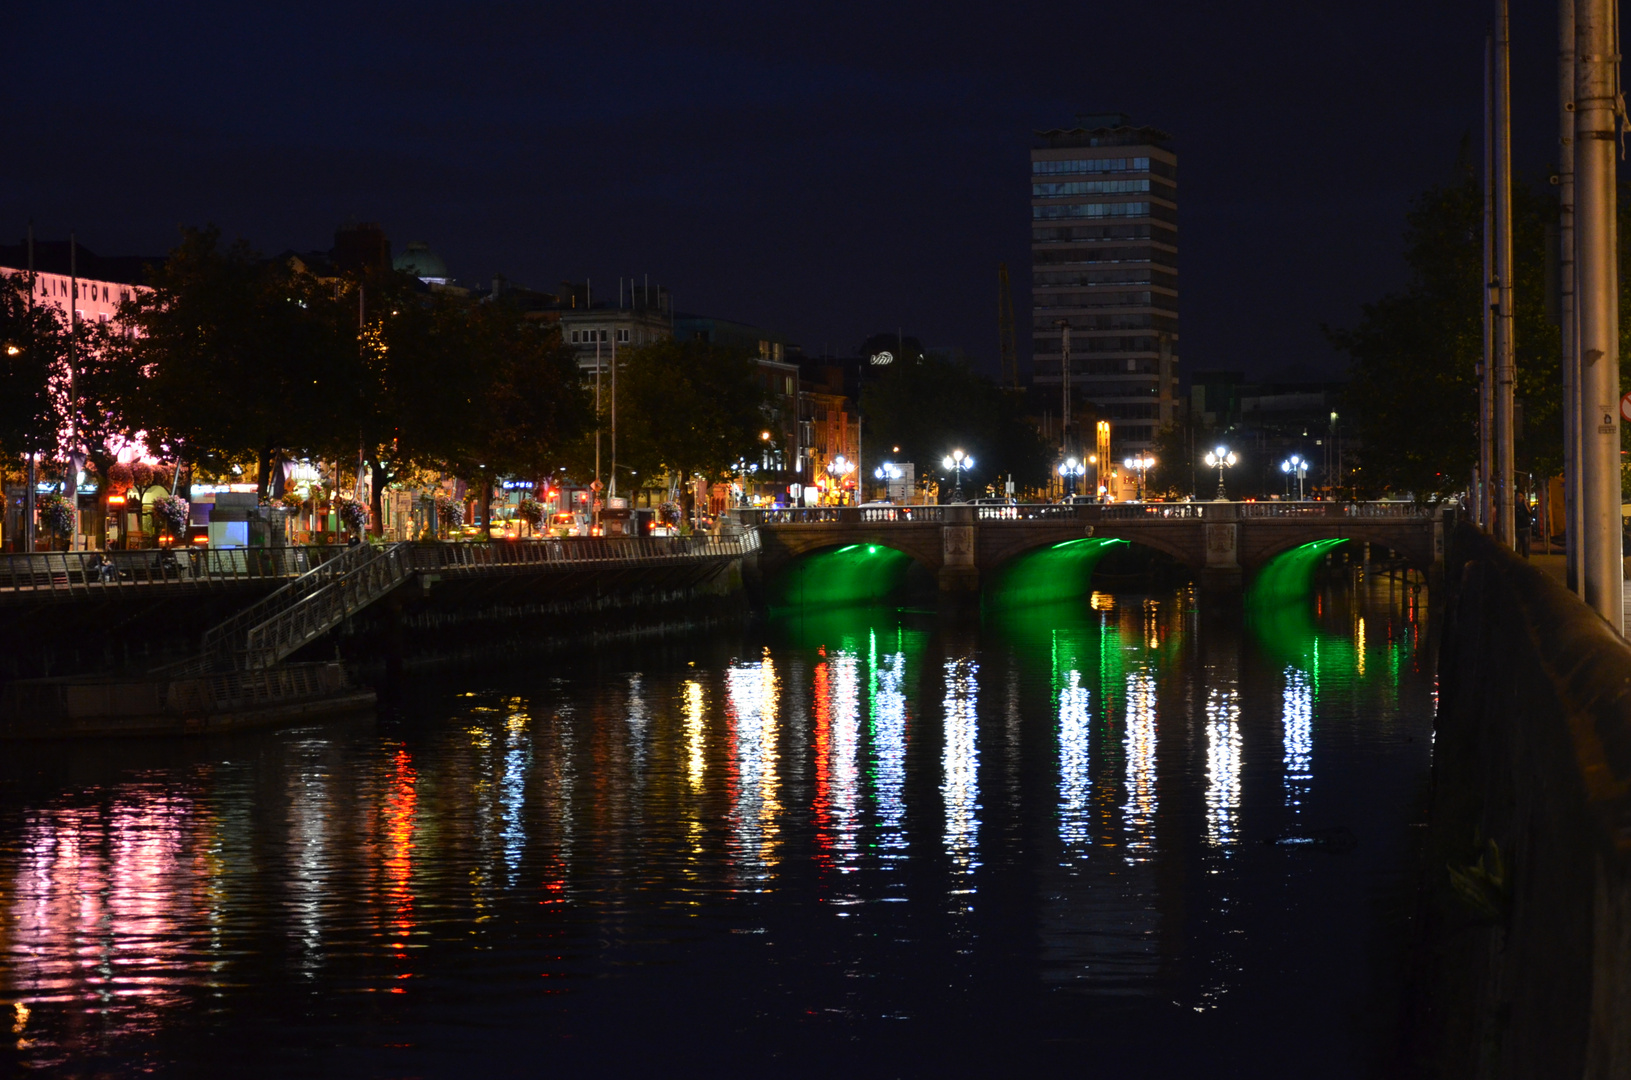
[1030,114,1178,454]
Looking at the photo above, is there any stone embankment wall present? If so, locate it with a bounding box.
[334,557,749,672]
[1422,526,1631,1077]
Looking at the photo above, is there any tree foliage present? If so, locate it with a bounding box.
[615,339,769,509]
[861,353,1053,495]
[0,274,69,458]
[1329,163,1564,498]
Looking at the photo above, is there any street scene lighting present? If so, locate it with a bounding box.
[1122,453,1155,502]
[825,454,855,504]
[1058,456,1085,500]
[1281,454,1309,500]
[1203,445,1238,500]
[941,448,974,503]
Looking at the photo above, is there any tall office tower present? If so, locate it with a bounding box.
[1031,114,1177,456]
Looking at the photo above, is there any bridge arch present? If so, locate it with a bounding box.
[980,526,1203,575]
[1241,525,1436,575]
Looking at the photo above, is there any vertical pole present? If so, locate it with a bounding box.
[1576,0,1624,629]
[1561,0,1582,586]
[610,330,618,501]
[69,233,79,551]
[593,337,601,531]
[24,224,35,553]
[1494,0,1517,548]
[1481,34,1497,534]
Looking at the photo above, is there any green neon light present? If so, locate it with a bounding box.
[985,537,1126,609]
[769,544,915,609]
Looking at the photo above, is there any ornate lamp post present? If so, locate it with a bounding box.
[1058,456,1085,500]
[941,449,974,503]
[1280,454,1308,500]
[1122,453,1155,502]
[1203,445,1237,501]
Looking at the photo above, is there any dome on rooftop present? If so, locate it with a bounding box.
[394,241,450,284]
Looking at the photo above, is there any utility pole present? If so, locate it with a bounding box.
[1481,34,1496,533]
[1561,0,1581,588]
[69,233,80,550]
[610,329,618,502]
[1575,0,1623,628]
[1493,0,1517,548]
[24,224,35,554]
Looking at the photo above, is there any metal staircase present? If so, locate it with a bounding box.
[190,542,414,671]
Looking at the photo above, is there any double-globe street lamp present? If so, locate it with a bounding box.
[942,449,974,503]
[1281,454,1308,500]
[1058,456,1086,501]
[1204,445,1238,501]
[1123,453,1155,502]
[874,461,904,503]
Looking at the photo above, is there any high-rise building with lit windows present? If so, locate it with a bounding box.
[1031,114,1177,455]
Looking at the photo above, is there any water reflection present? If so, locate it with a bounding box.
[725,650,782,885]
[941,656,981,889]
[0,580,1436,1074]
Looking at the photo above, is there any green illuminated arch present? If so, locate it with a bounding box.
[985,537,1126,609]
[768,543,917,609]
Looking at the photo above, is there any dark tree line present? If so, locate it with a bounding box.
[1328,153,1631,499]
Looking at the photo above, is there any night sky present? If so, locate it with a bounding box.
[4,0,1588,382]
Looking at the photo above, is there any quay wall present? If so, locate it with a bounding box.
[1421,526,1631,1077]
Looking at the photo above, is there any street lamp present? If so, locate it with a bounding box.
[1058,456,1085,500]
[1281,454,1308,500]
[941,448,974,503]
[1203,445,1237,501]
[1123,453,1155,502]
[826,454,855,505]
[874,461,903,503]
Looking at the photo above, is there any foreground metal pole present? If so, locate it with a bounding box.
[1481,34,1496,533]
[1561,0,1582,588]
[1494,0,1517,548]
[1575,0,1623,630]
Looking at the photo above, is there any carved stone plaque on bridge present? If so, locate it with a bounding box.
[1204,523,1239,567]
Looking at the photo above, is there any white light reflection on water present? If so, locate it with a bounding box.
[1205,688,1243,849]
[1122,670,1158,862]
[829,648,862,874]
[1282,668,1313,812]
[941,657,981,888]
[501,708,531,887]
[285,747,332,972]
[1057,669,1092,853]
[725,649,782,885]
[870,642,909,868]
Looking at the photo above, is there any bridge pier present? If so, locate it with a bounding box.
[1199,517,1243,598]
[938,505,981,602]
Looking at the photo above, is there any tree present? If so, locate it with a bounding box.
[615,339,769,520]
[1328,157,1565,499]
[0,273,68,460]
[861,352,1052,497]
[113,227,355,495]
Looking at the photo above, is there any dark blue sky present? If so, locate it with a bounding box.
[5,0,1582,381]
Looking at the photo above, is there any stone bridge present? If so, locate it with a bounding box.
[740,501,1450,595]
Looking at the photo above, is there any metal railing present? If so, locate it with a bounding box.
[195,542,391,670]
[1237,500,1440,519]
[239,544,414,669]
[163,663,354,713]
[0,545,345,599]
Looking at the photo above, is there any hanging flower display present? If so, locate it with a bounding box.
[436,497,462,531]
[336,498,369,533]
[517,497,545,528]
[106,461,134,495]
[280,490,304,511]
[153,495,190,533]
[39,496,74,537]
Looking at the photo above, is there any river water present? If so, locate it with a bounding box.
[0,572,1433,1077]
